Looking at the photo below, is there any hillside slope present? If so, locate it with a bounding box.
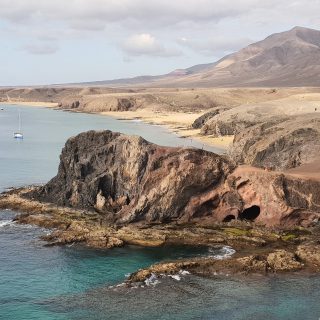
[83,26,320,88]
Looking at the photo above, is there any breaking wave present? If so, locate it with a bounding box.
[0,220,15,228]
[209,245,236,260]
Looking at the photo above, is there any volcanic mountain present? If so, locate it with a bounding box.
[86,26,320,87]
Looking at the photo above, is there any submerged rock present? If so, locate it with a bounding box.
[127,248,308,284]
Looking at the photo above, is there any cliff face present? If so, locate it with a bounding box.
[227,166,320,227]
[34,130,234,224]
[31,130,320,227]
[229,114,320,171]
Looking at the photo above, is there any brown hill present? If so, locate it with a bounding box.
[85,26,320,87]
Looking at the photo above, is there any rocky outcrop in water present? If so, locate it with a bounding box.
[25,130,320,228]
[30,130,235,224]
[128,249,305,283]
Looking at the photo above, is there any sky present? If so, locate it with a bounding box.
[1,0,320,86]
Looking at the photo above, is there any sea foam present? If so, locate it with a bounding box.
[145,273,160,286]
[0,220,15,228]
[209,245,236,260]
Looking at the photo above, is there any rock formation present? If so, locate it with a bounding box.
[128,249,305,283]
[30,130,234,224]
[27,130,320,228]
[191,107,229,129]
[229,114,320,170]
[225,166,320,227]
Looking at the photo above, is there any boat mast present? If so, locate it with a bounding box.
[18,110,21,132]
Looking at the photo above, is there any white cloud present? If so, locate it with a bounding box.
[1,0,320,85]
[177,36,253,56]
[1,0,320,59]
[1,1,319,34]
[122,33,181,57]
[0,0,278,26]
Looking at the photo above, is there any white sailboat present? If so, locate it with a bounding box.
[13,110,23,139]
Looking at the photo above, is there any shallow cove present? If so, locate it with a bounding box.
[0,104,223,192]
[1,104,320,320]
[0,210,218,320]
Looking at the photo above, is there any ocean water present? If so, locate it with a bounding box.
[0,105,222,192]
[1,105,320,320]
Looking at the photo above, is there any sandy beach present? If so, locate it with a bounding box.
[3,88,320,151]
[0,101,59,108]
[1,100,232,150]
[101,109,233,149]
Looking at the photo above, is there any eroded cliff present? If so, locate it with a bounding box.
[27,130,320,228]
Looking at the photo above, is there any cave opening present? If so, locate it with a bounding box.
[223,215,236,222]
[239,205,260,221]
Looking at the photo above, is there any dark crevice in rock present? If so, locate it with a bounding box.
[223,214,236,222]
[239,205,261,221]
[192,197,220,218]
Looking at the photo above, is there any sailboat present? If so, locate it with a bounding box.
[13,110,23,139]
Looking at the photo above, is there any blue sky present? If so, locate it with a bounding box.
[1,0,320,86]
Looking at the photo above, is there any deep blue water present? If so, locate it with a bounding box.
[1,105,320,320]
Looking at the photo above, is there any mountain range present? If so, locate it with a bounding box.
[81,26,320,87]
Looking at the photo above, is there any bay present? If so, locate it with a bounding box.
[0,104,319,320]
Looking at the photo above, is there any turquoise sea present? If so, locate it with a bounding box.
[1,105,320,320]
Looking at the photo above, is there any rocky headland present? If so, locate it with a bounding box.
[1,130,320,283]
[2,25,320,284]
[193,94,320,170]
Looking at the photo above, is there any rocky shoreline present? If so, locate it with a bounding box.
[1,129,320,284]
[1,188,320,283]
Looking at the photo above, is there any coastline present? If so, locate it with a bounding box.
[0,105,320,285]
[100,109,233,150]
[1,100,232,150]
[1,187,320,283]
[0,101,59,108]
[1,99,320,284]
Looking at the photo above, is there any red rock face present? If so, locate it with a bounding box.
[30,130,320,228]
[226,166,320,227]
[32,130,234,224]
